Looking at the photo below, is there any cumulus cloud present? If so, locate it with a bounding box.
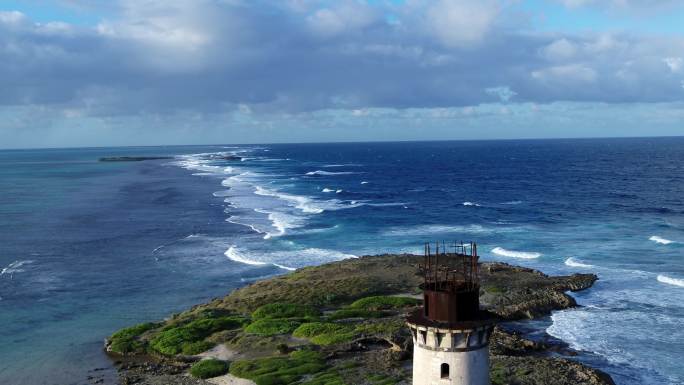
[1,0,684,145]
[486,86,517,102]
[554,0,684,12]
[423,0,500,47]
[664,57,683,73]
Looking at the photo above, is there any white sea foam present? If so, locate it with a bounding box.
[225,246,356,271]
[306,170,356,176]
[273,264,296,271]
[657,274,684,288]
[361,181,369,184]
[322,188,335,193]
[463,201,481,207]
[564,257,595,268]
[254,209,304,239]
[213,190,231,197]
[383,224,500,236]
[364,202,408,207]
[225,247,269,266]
[491,247,541,259]
[336,189,343,193]
[255,186,324,214]
[226,217,267,236]
[502,201,523,205]
[0,260,33,276]
[650,236,675,245]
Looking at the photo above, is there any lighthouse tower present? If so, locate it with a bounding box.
[407,242,497,385]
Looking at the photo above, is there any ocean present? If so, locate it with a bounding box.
[0,139,682,385]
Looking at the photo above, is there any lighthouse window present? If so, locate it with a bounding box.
[440,363,449,379]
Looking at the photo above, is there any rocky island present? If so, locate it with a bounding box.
[104,254,614,385]
[99,156,174,162]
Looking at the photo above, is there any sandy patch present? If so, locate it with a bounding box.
[207,374,256,385]
[196,344,239,361]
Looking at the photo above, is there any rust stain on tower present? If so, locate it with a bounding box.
[406,241,498,385]
[420,242,481,323]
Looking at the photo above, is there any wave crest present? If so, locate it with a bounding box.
[657,274,684,288]
[463,201,481,207]
[0,260,34,276]
[492,247,541,259]
[306,170,356,176]
[650,236,675,245]
[564,257,595,268]
[225,246,356,271]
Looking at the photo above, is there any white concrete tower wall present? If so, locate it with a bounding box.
[412,343,489,385]
[407,323,494,385]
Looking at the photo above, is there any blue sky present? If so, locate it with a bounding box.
[1,0,683,148]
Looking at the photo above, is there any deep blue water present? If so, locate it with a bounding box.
[1,139,683,385]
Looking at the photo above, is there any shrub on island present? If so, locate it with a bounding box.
[293,322,356,345]
[230,349,327,385]
[354,319,406,338]
[150,315,247,355]
[190,359,230,379]
[251,302,321,320]
[108,322,159,355]
[244,318,303,336]
[348,296,420,311]
[326,308,386,321]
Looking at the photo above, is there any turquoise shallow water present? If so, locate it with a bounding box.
[1,139,683,384]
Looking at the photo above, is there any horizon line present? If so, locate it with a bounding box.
[1,134,683,152]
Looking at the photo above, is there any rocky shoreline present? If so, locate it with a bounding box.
[102,254,615,385]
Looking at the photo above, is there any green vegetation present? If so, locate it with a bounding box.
[245,319,303,336]
[326,308,385,321]
[354,319,405,337]
[182,340,215,355]
[348,296,420,311]
[301,368,346,385]
[490,361,508,385]
[252,303,320,320]
[484,285,505,294]
[293,322,356,345]
[367,374,399,385]
[108,322,159,354]
[230,349,327,385]
[190,359,230,379]
[150,316,247,355]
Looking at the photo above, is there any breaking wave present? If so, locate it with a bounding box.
[0,260,34,276]
[255,186,324,214]
[491,247,541,259]
[322,188,343,193]
[650,236,675,245]
[383,224,507,236]
[253,209,305,239]
[225,246,356,271]
[657,275,684,288]
[463,201,481,207]
[306,170,357,176]
[564,257,595,268]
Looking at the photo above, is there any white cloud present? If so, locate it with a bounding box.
[486,86,517,102]
[424,0,500,47]
[532,64,598,83]
[1,0,684,124]
[664,57,683,73]
[542,39,578,61]
[307,2,378,38]
[0,10,27,25]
